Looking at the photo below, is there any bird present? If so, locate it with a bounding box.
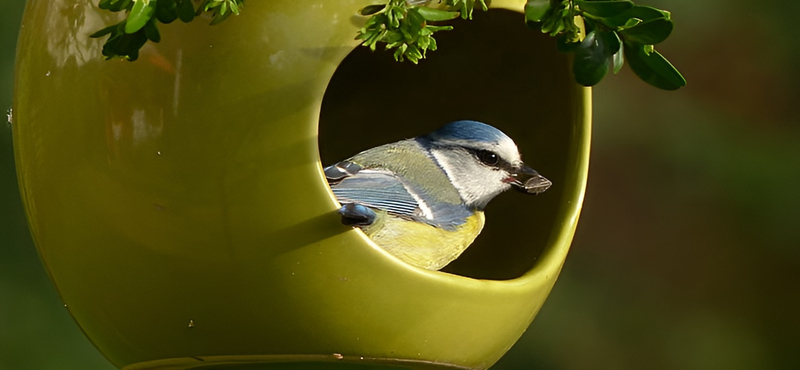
[324,120,551,271]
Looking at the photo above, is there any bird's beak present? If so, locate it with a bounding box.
[507,164,552,195]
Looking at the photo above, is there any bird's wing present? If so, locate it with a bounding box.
[325,162,420,218]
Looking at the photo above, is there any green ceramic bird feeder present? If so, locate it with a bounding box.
[13,0,590,369]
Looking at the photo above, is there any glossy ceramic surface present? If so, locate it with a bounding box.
[13,0,591,369]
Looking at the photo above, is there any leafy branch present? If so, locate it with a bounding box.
[356,0,487,64]
[89,0,684,90]
[90,0,244,61]
[356,0,684,90]
[524,0,685,90]
[357,0,456,64]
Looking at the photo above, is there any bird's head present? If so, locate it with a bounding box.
[424,120,551,210]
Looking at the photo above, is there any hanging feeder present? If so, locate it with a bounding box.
[13,0,590,369]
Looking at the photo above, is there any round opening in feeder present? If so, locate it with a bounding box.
[320,9,582,280]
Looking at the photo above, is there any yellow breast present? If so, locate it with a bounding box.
[361,211,486,271]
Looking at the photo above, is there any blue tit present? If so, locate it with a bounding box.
[324,120,551,271]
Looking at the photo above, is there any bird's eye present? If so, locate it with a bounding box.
[476,150,499,166]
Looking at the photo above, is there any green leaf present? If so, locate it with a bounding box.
[155,0,178,23]
[368,31,386,50]
[361,12,385,30]
[125,0,157,34]
[359,4,385,16]
[573,30,611,86]
[143,18,161,42]
[624,44,686,90]
[622,18,641,28]
[406,7,427,32]
[612,47,624,74]
[384,29,403,43]
[209,6,233,25]
[416,7,460,21]
[525,0,552,24]
[540,11,560,34]
[418,34,430,51]
[389,6,404,28]
[447,0,485,20]
[89,23,118,38]
[102,27,148,61]
[598,28,621,56]
[618,18,673,45]
[426,25,453,32]
[176,0,195,22]
[428,35,438,50]
[406,44,422,63]
[229,0,240,15]
[361,31,377,49]
[220,1,228,16]
[198,0,211,13]
[394,44,408,61]
[603,5,670,28]
[576,0,633,18]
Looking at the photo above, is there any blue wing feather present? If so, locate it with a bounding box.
[324,161,473,229]
[328,168,421,218]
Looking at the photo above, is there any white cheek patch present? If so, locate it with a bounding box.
[430,148,512,209]
[430,149,469,202]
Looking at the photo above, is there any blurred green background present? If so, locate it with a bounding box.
[2,1,799,369]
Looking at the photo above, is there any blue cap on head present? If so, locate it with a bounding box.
[427,120,511,145]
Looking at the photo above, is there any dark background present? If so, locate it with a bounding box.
[2,1,799,369]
